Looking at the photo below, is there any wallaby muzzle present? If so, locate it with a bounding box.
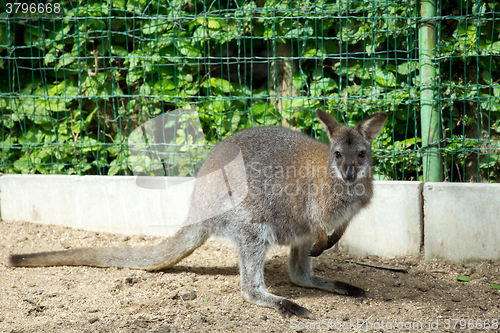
[341,165,357,183]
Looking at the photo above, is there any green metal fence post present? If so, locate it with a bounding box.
[419,0,441,182]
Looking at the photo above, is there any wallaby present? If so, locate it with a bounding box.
[8,109,386,319]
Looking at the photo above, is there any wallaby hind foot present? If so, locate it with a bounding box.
[290,241,369,298]
[236,231,316,319]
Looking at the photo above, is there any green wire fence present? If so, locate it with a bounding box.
[0,0,499,182]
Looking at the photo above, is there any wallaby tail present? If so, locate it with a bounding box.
[8,223,209,271]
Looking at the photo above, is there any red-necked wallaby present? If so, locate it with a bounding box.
[9,109,386,319]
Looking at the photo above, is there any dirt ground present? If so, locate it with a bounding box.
[1,219,499,333]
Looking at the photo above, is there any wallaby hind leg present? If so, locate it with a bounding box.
[289,241,367,298]
[235,235,314,319]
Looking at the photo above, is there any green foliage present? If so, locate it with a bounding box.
[457,275,472,282]
[0,0,499,181]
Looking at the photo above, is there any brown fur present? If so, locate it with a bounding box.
[8,109,386,319]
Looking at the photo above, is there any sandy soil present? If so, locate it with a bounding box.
[1,219,499,332]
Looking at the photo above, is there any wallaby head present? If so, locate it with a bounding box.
[316,109,387,184]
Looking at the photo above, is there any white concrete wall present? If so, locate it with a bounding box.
[423,182,500,261]
[0,175,423,258]
[339,181,423,257]
[0,175,193,237]
[2,175,499,261]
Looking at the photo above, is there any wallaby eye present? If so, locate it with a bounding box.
[359,151,365,158]
[334,151,342,158]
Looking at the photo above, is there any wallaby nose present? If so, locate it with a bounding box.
[344,166,357,182]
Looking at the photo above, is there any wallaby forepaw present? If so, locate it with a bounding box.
[310,231,343,257]
[275,299,315,320]
[334,281,368,298]
[308,243,325,257]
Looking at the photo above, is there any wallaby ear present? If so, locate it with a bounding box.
[316,109,343,141]
[356,113,387,141]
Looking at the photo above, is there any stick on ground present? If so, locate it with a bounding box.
[344,260,409,274]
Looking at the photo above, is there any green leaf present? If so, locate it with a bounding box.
[397,61,418,75]
[209,78,232,93]
[372,173,390,180]
[292,72,304,90]
[251,102,272,117]
[49,81,78,97]
[490,41,500,54]
[45,99,67,112]
[142,21,160,35]
[111,45,128,57]
[0,136,17,153]
[285,26,314,38]
[228,112,241,132]
[140,83,151,96]
[490,285,500,289]
[374,68,397,87]
[158,45,177,61]
[206,19,221,30]
[192,26,208,41]
[126,71,141,86]
[44,48,58,66]
[112,0,125,9]
[283,98,317,111]
[85,108,97,127]
[493,85,500,98]
[155,78,176,91]
[311,77,337,96]
[457,275,471,282]
[479,154,499,168]
[57,55,76,68]
[479,94,500,112]
[303,46,324,58]
[177,41,200,57]
[24,28,42,48]
[232,83,251,96]
[107,163,123,176]
[211,100,231,112]
[262,116,278,126]
[365,43,378,55]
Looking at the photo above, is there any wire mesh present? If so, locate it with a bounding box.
[0,0,499,182]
